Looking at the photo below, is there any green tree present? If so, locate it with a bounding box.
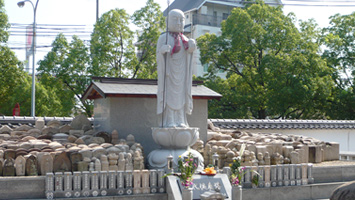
[90,8,134,77]
[131,0,165,79]
[322,12,355,119]
[198,1,334,119]
[37,33,92,116]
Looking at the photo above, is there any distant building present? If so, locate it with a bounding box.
[163,0,282,78]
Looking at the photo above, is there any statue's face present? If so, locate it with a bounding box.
[168,10,185,32]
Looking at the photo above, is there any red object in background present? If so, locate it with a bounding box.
[12,103,20,116]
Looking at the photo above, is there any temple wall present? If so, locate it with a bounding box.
[94,97,208,158]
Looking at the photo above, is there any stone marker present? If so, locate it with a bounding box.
[54,172,64,198]
[290,164,296,186]
[4,149,16,160]
[125,171,133,195]
[258,166,265,188]
[283,164,290,186]
[264,165,271,188]
[296,164,302,186]
[277,164,283,186]
[270,165,277,187]
[108,171,117,196]
[15,155,26,176]
[142,170,150,194]
[3,158,16,176]
[70,152,83,171]
[64,172,73,198]
[41,153,53,175]
[150,170,158,193]
[117,171,125,195]
[100,171,108,196]
[73,171,82,198]
[308,163,314,184]
[53,152,72,172]
[158,169,165,193]
[46,172,54,200]
[82,171,91,197]
[301,163,308,185]
[91,171,100,197]
[25,155,38,176]
[244,166,252,188]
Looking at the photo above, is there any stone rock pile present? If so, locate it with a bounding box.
[0,115,145,176]
[191,121,339,169]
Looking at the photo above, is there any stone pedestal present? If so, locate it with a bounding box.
[147,127,204,171]
[182,187,193,200]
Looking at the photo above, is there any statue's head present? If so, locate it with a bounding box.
[167,9,185,33]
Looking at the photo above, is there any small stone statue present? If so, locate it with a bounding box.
[108,153,119,171]
[100,155,109,171]
[264,152,271,165]
[118,153,126,171]
[257,153,265,166]
[95,159,101,171]
[125,153,133,171]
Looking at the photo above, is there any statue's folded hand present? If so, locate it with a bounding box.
[187,39,196,53]
[160,45,171,54]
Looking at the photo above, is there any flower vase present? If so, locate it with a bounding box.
[181,187,193,200]
[252,183,258,189]
[232,185,243,200]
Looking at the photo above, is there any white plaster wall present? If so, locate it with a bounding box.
[240,128,355,152]
[93,97,208,158]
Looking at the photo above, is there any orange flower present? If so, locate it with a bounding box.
[203,167,216,174]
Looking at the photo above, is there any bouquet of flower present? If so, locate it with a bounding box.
[178,152,197,188]
[230,144,246,186]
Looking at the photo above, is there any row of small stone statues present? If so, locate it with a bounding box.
[197,142,309,170]
[222,163,314,188]
[0,149,145,176]
[45,169,166,199]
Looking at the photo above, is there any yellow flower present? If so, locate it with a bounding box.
[179,156,181,158]
[229,164,232,167]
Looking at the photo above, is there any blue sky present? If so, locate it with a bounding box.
[3,0,355,72]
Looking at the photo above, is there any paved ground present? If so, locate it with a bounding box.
[313,160,355,167]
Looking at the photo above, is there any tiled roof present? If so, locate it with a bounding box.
[82,78,222,100]
[209,119,355,130]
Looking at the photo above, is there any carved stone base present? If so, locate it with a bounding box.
[151,127,199,149]
[147,149,204,172]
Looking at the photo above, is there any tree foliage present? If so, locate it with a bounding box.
[38,34,92,116]
[131,0,165,79]
[37,0,165,116]
[322,12,355,119]
[198,1,334,119]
